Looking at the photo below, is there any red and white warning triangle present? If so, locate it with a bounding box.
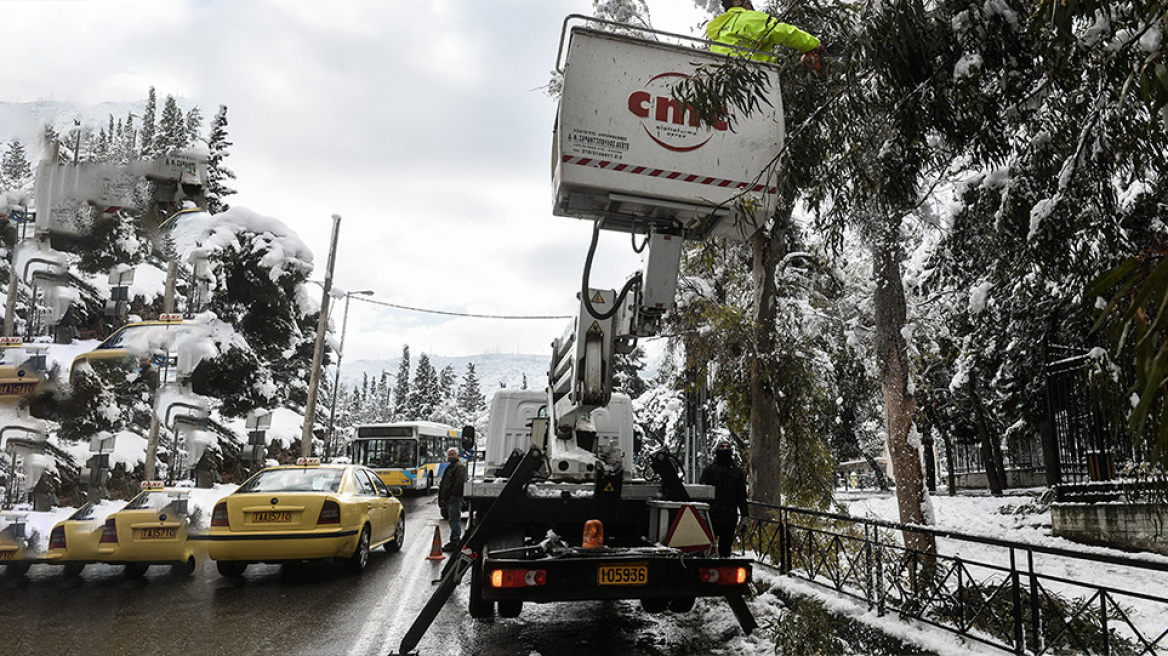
[664,505,715,553]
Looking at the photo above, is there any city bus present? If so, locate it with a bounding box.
[351,421,463,493]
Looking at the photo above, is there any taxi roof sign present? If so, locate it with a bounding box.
[296,457,321,466]
[140,480,165,490]
[159,313,184,322]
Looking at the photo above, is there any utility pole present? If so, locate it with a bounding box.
[326,289,373,461]
[301,214,342,458]
[144,235,181,481]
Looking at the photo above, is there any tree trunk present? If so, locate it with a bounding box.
[872,218,936,556]
[969,373,1006,495]
[748,217,788,505]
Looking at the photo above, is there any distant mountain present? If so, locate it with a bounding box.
[340,353,550,401]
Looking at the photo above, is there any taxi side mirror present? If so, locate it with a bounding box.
[390,487,403,498]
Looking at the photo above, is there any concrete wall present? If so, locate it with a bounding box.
[1051,502,1168,556]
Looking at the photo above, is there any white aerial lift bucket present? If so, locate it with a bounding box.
[552,16,786,242]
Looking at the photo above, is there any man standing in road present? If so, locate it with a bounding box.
[700,440,750,557]
[707,0,825,70]
[438,447,468,552]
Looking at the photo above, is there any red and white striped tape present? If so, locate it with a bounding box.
[561,155,776,194]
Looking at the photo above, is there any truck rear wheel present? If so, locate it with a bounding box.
[497,600,522,618]
[468,559,494,618]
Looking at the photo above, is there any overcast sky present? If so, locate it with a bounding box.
[2,0,712,364]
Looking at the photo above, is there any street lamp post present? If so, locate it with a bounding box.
[326,290,373,461]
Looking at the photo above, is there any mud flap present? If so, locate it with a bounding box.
[724,594,758,634]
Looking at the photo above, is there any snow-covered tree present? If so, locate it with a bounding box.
[189,208,317,416]
[392,345,411,419]
[457,363,485,415]
[184,106,203,148]
[204,105,236,214]
[1,140,32,189]
[407,353,441,420]
[439,364,457,401]
[140,87,157,159]
[156,95,188,155]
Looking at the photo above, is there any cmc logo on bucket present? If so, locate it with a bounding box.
[627,72,729,152]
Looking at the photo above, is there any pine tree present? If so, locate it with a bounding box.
[392,345,411,419]
[140,87,157,158]
[439,364,457,400]
[184,106,203,148]
[205,105,237,214]
[457,363,486,414]
[1,140,32,189]
[408,354,441,420]
[156,95,187,155]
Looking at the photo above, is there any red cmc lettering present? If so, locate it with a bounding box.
[627,91,727,131]
[628,91,651,118]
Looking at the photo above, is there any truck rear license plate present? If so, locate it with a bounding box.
[139,527,177,539]
[253,511,292,523]
[598,562,648,586]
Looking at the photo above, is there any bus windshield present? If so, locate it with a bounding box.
[353,438,417,469]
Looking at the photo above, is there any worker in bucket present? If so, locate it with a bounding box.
[708,0,826,70]
[700,440,750,557]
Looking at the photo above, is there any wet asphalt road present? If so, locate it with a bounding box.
[0,493,702,656]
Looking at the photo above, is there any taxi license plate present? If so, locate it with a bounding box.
[0,550,15,560]
[253,511,292,523]
[139,527,177,540]
[598,562,648,586]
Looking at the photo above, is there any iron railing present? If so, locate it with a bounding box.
[738,502,1168,655]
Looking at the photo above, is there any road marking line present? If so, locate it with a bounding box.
[346,522,442,656]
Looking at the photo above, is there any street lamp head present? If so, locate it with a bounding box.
[351,290,375,297]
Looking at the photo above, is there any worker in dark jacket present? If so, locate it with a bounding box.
[699,440,750,557]
[438,447,468,551]
[708,0,825,70]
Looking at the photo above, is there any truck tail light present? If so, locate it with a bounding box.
[489,568,547,588]
[211,502,229,527]
[317,499,341,525]
[49,525,66,550]
[699,565,749,585]
[582,519,604,549]
[99,517,119,544]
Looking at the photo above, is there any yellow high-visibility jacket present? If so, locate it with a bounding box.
[707,7,821,62]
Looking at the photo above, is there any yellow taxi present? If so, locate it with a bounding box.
[47,483,199,577]
[46,503,105,577]
[68,318,200,382]
[1,512,33,576]
[0,342,47,400]
[203,459,405,578]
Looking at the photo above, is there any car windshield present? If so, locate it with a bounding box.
[96,324,197,352]
[68,503,96,521]
[237,468,344,493]
[124,490,187,511]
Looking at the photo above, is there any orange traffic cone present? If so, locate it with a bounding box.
[426,525,445,560]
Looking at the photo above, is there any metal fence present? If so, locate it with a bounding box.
[738,502,1168,655]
